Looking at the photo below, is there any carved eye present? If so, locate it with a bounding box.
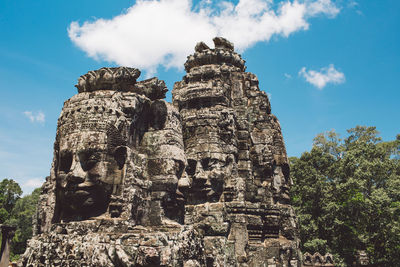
[201,158,210,170]
[79,150,100,171]
[58,151,72,172]
[186,159,197,176]
[201,158,220,170]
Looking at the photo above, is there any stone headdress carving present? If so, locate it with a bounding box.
[34,67,182,233]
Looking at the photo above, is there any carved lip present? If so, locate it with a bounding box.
[64,185,95,197]
[74,190,91,197]
[191,186,211,193]
[200,187,217,197]
[201,187,212,192]
[64,181,96,190]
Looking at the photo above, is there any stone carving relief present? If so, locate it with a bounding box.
[75,67,140,93]
[20,38,302,267]
[303,252,335,267]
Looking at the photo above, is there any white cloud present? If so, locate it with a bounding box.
[68,0,340,75]
[299,64,345,89]
[307,0,340,17]
[24,178,44,188]
[348,0,358,8]
[284,73,292,79]
[23,111,45,123]
[347,0,363,15]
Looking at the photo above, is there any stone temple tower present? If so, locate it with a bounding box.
[20,37,301,267]
[173,37,301,266]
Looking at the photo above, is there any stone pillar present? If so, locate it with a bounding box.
[0,225,16,267]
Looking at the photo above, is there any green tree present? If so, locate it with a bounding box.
[7,187,41,257]
[0,179,22,223]
[290,126,400,266]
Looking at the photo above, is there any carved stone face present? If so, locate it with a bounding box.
[56,130,126,220]
[183,152,233,204]
[272,164,290,204]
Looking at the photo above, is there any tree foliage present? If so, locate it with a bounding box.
[290,126,400,266]
[0,179,40,260]
[7,188,41,256]
[0,179,22,223]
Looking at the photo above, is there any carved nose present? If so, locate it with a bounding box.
[194,163,207,182]
[178,176,191,190]
[67,160,86,184]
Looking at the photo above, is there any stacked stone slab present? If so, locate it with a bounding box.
[20,37,302,267]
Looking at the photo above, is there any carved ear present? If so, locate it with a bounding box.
[150,100,167,130]
[113,146,127,169]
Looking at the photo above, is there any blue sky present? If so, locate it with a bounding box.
[0,0,399,193]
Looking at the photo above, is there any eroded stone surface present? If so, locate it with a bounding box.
[75,67,141,93]
[20,37,302,267]
[303,252,335,267]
